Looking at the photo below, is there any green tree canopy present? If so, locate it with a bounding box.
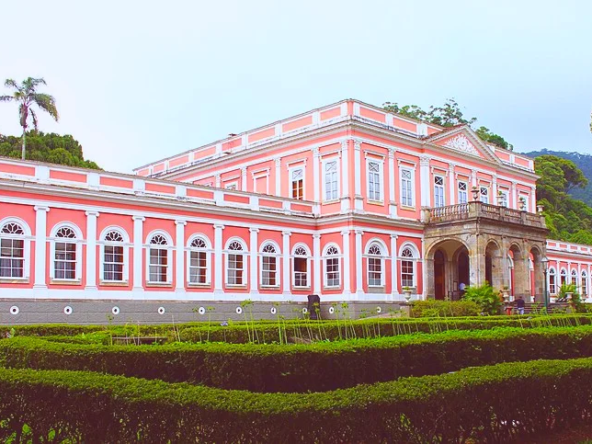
[0,131,100,169]
[383,98,512,150]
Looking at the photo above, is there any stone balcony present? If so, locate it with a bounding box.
[424,202,547,229]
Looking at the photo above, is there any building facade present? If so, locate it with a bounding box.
[0,99,589,323]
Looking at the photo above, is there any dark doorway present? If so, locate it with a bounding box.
[485,254,493,286]
[458,250,470,295]
[434,250,446,300]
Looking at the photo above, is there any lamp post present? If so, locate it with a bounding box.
[542,257,549,312]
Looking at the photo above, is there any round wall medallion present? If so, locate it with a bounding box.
[157,307,166,315]
[328,306,335,314]
[9,306,19,315]
[376,306,382,314]
[198,307,206,315]
[64,306,73,315]
[302,307,308,314]
[112,306,120,315]
[236,306,243,315]
[270,307,277,314]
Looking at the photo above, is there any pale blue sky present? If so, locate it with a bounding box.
[1,0,591,173]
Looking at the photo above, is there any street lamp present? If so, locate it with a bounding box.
[542,257,549,312]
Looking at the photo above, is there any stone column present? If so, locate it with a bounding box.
[214,224,225,295]
[340,140,350,213]
[391,234,398,299]
[175,220,186,292]
[533,255,544,300]
[33,206,50,289]
[132,216,145,290]
[249,228,259,296]
[353,139,364,211]
[85,211,99,290]
[468,235,485,287]
[388,149,398,217]
[282,231,291,296]
[341,230,351,295]
[354,230,363,299]
[512,251,528,298]
[313,234,321,294]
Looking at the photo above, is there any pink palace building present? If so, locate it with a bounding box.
[0,99,590,323]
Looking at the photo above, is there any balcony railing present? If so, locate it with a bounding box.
[426,202,546,228]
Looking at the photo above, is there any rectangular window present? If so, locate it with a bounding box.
[401,169,414,207]
[434,175,445,208]
[149,248,168,283]
[104,245,124,281]
[291,168,304,200]
[325,257,340,287]
[480,186,489,204]
[323,160,339,201]
[498,190,509,207]
[367,160,383,202]
[401,260,414,287]
[368,257,382,286]
[227,254,244,285]
[262,256,277,287]
[55,242,76,280]
[519,195,529,211]
[293,257,308,287]
[458,181,468,204]
[0,238,24,278]
[549,273,556,294]
[582,275,588,297]
[189,251,208,284]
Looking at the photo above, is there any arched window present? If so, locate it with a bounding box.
[260,243,279,288]
[549,267,557,295]
[293,245,310,288]
[582,271,588,298]
[367,243,384,287]
[226,239,247,286]
[54,226,78,280]
[400,247,416,288]
[571,269,578,287]
[560,268,567,286]
[188,236,210,285]
[148,233,170,283]
[323,245,340,288]
[103,230,125,282]
[0,222,25,278]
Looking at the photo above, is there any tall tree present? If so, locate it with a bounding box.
[0,77,59,160]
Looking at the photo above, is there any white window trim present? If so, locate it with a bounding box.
[49,222,83,282]
[498,188,509,207]
[259,241,281,289]
[457,180,468,204]
[145,230,173,285]
[321,157,340,203]
[98,226,130,285]
[399,166,416,208]
[398,242,420,289]
[288,165,306,200]
[0,217,32,281]
[364,239,389,288]
[224,237,248,287]
[366,157,384,204]
[434,174,446,208]
[479,185,490,204]
[252,171,270,195]
[322,243,342,289]
[186,234,212,286]
[549,267,557,294]
[291,243,311,289]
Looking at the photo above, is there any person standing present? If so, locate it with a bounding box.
[515,296,525,315]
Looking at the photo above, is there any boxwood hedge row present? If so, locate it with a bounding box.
[4,326,592,392]
[2,357,592,443]
[5,313,591,344]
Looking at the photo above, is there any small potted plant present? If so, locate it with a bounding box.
[402,286,412,302]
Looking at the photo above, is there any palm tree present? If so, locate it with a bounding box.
[0,77,59,160]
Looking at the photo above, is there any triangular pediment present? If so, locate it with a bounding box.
[428,126,501,163]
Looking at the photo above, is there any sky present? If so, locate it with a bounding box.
[1,0,591,173]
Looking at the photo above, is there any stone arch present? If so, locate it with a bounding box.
[425,238,471,300]
[485,240,503,289]
[529,244,545,302]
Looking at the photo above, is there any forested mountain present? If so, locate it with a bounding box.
[526,149,592,207]
[0,131,100,169]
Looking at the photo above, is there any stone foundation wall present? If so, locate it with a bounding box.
[0,299,403,325]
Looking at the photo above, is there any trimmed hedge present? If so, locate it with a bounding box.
[410,299,481,317]
[2,357,592,442]
[4,326,592,392]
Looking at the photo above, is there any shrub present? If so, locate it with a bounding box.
[410,300,480,317]
[4,326,592,393]
[463,282,502,314]
[2,357,592,442]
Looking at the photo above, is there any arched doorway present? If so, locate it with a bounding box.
[434,250,446,300]
[457,250,469,295]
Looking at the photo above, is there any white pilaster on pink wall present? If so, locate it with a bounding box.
[340,140,350,213]
[214,224,224,295]
[33,206,49,290]
[175,220,186,292]
[391,234,398,300]
[132,216,145,291]
[85,211,99,291]
[249,228,259,296]
[282,231,291,297]
[355,230,363,299]
[313,234,321,295]
[341,230,351,295]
